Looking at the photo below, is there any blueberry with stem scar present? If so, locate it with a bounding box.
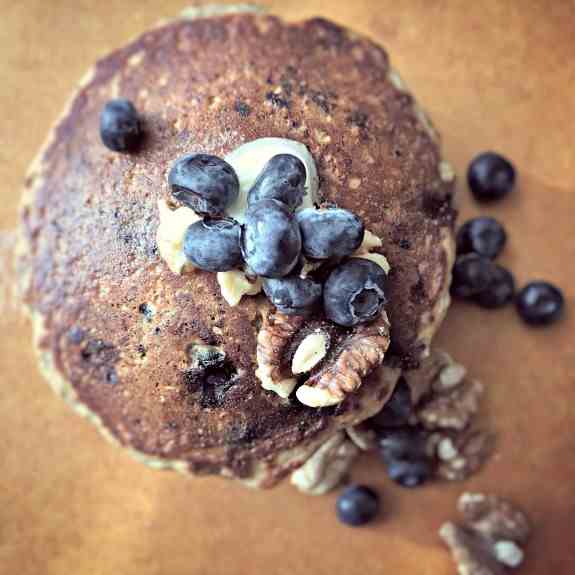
[323,258,387,327]
[169,154,239,217]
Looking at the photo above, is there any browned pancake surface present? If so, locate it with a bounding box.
[20,13,454,481]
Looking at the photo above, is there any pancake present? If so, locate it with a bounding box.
[18,6,455,486]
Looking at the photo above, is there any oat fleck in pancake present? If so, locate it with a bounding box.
[18,6,455,486]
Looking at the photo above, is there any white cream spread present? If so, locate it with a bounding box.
[156,199,200,274]
[217,270,262,306]
[224,137,319,222]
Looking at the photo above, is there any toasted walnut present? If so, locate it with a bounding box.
[255,311,305,398]
[416,379,484,431]
[403,349,454,405]
[458,492,531,544]
[428,429,495,481]
[440,492,531,574]
[290,432,359,495]
[291,330,329,375]
[439,522,506,575]
[296,312,390,407]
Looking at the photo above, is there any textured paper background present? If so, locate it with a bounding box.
[1,1,574,573]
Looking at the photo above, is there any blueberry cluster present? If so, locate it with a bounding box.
[371,379,434,488]
[452,152,564,325]
[165,151,388,326]
[335,379,433,528]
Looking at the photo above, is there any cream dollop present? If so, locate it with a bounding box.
[224,137,319,222]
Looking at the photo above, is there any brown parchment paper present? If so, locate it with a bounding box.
[1,1,574,573]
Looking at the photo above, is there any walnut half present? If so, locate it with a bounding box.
[255,311,305,398]
[439,492,531,574]
[290,431,359,495]
[296,312,391,407]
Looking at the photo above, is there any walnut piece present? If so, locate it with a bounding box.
[296,312,391,407]
[458,492,531,544]
[291,330,329,375]
[403,349,456,404]
[439,492,531,575]
[416,379,484,431]
[429,429,495,481]
[439,522,506,575]
[290,431,359,495]
[255,311,305,398]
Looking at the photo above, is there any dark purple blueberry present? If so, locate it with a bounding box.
[516,281,565,326]
[323,259,387,327]
[183,218,243,272]
[99,99,142,152]
[297,208,365,260]
[456,217,507,260]
[386,459,433,488]
[451,254,496,299]
[169,154,239,217]
[247,154,306,211]
[368,378,413,430]
[468,152,516,202]
[336,485,379,527]
[476,265,515,308]
[378,428,428,463]
[378,428,433,488]
[262,275,322,316]
[241,199,302,278]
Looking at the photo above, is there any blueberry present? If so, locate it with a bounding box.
[323,259,387,327]
[241,199,302,278]
[468,152,516,202]
[451,254,495,299]
[386,459,433,488]
[476,265,515,309]
[183,218,243,271]
[262,275,322,316]
[247,154,306,211]
[297,208,365,260]
[456,217,507,260]
[169,154,239,217]
[516,281,565,326]
[336,485,379,527]
[99,99,142,152]
[378,428,433,488]
[378,428,428,463]
[368,378,413,430]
